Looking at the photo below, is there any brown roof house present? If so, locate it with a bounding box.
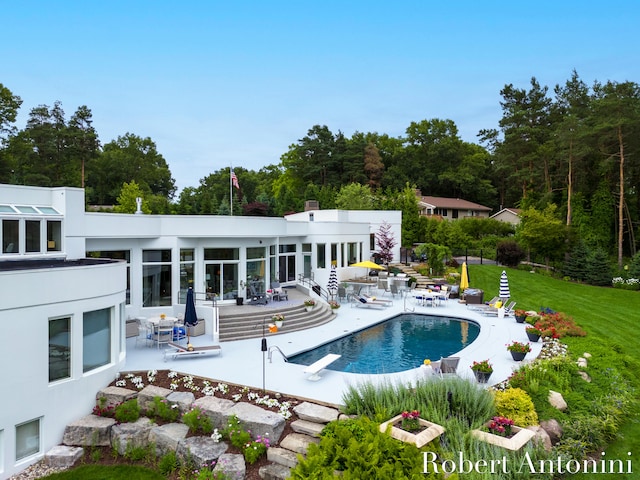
[416,191,492,220]
[490,208,522,226]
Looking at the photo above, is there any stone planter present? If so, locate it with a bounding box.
[305,306,314,312]
[471,424,535,451]
[510,351,527,361]
[526,332,541,342]
[331,308,339,315]
[379,415,445,448]
[473,370,492,383]
[274,320,283,329]
[515,315,526,323]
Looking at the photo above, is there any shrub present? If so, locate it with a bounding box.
[115,399,140,423]
[243,436,270,464]
[93,397,116,418]
[289,417,431,478]
[221,415,251,449]
[496,240,525,267]
[146,396,180,422]
[157,451,179,475]
[493,388,538,426]
[182,406,213,434]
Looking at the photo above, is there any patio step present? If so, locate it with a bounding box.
[218,305,335,342]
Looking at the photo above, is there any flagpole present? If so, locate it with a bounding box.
[230,165,233,216]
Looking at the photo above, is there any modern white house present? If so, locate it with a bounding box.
[0,183,401,479]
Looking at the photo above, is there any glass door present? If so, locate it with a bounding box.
[205,263,239,301]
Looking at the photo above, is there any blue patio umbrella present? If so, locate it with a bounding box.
[184,287,198,346]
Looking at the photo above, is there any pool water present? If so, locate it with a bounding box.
[287,313,479,374]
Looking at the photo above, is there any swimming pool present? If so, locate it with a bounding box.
[287,313,479,374]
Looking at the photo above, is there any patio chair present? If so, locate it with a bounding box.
[270,282,289,301]
[135,317,152,348]
[437,356,460,377]
[153,319,175,349]
[248,283,268,305]
[481,300,516,317]
[337,286,347,302]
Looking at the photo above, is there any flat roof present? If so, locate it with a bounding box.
[0,258,120,272]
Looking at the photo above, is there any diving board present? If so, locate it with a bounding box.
[303,353,341,381]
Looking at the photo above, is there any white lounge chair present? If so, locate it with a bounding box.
[163,341,222,361]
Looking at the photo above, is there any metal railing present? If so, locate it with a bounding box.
[297,274,330,302]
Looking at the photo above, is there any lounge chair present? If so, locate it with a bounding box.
[163,341,222,361]
[480,300,516,317]
[363,294,393,305]
[351,294,388,309]
[466,296,500,311]
[436,356,460,377]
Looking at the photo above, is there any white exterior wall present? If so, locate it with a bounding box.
[0,183,402,478]
[0,261,126,479]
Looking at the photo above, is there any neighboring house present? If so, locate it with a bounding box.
[490,208,522,226]
[0,183,401,479]
[415,191,492,220]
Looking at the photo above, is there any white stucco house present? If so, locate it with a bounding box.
[0,183,401,479]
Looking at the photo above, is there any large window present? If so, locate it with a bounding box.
[278,244,297,282]
[143,250,172,307]
[179,249,195,303]
[316,243,326,269]
[331,243,338,265]
[16,419,40,461]
[47,220,62,251]
[204,248,239,301]
[49,317,71,382]
[2,219,18,253]
[26,220,41,253]
[83,308,111,372]
[347,242,357,264]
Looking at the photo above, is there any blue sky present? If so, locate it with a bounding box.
[3,1,639,193]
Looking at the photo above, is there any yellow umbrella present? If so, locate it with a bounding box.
[460,262,469,290]
[349,260,386,270]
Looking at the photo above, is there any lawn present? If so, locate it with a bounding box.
[467,264,640,461]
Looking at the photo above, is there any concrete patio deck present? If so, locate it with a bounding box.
[123,289,541,406]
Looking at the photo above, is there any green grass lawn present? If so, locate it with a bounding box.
[467,264,640,462]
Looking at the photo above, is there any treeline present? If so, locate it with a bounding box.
[1,71,640,265]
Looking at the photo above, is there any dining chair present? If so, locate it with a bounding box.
[155,319,174,349]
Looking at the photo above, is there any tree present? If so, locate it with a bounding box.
[114,181,151,214]
[591,81,640,267]
[0,83,22,139]
[363,142,384,190]
[516,205,568,266]
[335,183,375,210]
[88,133,176,205]
[375,221,396,266]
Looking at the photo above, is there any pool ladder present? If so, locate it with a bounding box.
[268,345,288,363]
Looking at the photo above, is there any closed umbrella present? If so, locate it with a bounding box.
[499,270,511,299]
[460,262,469,290]
[183,287,198,347]
[327,265,339,298]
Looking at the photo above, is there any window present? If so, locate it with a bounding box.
[204,248,239,260]
[331,243,338,264]
[47,220,61,251]
[16,419,40,461]
[25,220,41,253]
[49,317,71,382]
[316,243,326,269]
[143,249,172,307]
[83,308,111,372]
[2,219,18,253]
[452,209,459,219]
[87,250,131,304]
[370,233,375,251]
[347,243,357,264]
[179,249,195,303]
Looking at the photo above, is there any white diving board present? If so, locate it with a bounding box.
[303,353,341,381]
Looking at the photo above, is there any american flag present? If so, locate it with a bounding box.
[231,169,240,189]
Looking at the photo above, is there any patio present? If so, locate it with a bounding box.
[123,289,542,406]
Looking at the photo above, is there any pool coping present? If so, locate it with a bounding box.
[124,297,542,406]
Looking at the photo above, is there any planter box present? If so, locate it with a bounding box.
[379,415,445,448]
[471,424,535,451]
[187,320,205,337]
